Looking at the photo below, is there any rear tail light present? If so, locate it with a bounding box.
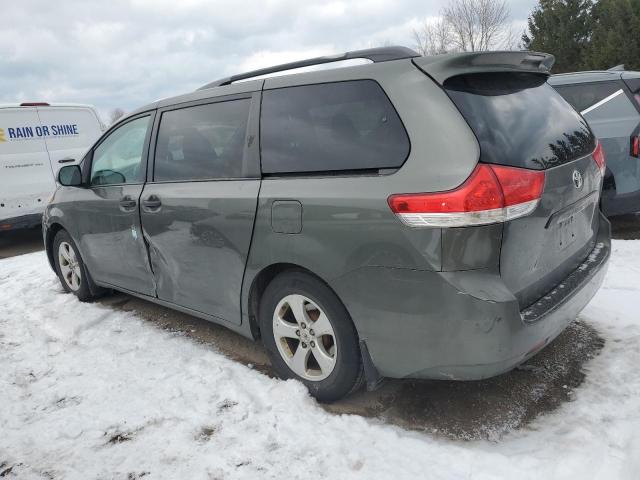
[388,164,545,228]
[632,136,639,158]
[593,141,606,175]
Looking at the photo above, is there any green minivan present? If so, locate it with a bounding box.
[44,47,610,400]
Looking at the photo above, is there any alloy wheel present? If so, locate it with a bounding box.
[58,241,82,291]
[272,294,337,381]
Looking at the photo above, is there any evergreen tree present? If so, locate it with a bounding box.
[522,0,593,72]
[588,0,640,70]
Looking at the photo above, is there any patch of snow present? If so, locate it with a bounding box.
[1,241,639,479]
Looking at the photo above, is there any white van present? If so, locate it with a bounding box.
[0,103,105,230]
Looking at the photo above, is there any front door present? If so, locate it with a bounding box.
[71,113,156,295]
[140,94,261,324]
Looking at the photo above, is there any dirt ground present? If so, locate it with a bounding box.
[100,293,605,440]
[1,215,638,440]
[0,226,44,259]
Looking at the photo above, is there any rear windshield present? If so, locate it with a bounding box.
[445,73,596,170]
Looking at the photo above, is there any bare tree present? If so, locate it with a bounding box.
[443,0,511,52]
[412,18,455,56]
[109,108,125,125]
[413,0,513,56]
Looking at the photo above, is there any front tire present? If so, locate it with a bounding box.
[259,271,364,402]
[53,230,97,302]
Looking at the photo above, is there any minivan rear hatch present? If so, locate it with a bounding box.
[416,53,602,311]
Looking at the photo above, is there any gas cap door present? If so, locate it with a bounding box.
[271,200,302,234]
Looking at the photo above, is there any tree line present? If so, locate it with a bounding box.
[413,0,640,73]
[523,0,640,72]
[413,0,515,56]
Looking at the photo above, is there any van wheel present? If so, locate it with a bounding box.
[259,271,364,402]
[53,230,97,302]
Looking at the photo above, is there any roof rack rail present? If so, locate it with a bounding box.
[198,46,420,90]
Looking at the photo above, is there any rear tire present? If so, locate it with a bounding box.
[53,230,98,302]
[259,271,364,402]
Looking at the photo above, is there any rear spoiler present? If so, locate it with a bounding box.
[413,51,555,85]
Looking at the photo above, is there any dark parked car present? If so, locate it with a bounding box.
[44,48,610,401]
[549,68,640,216]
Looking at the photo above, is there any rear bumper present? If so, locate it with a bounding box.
[333,213,611,380]
[0,213,43,231]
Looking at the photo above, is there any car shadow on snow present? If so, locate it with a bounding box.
[100,293,604,442]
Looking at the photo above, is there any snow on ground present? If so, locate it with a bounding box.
[1,241,639,479]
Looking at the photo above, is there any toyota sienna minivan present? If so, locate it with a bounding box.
[44,48,611,401]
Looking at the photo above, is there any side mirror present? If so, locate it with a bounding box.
[58,165,83,187]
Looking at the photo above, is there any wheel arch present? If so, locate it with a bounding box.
[246,262,377,395]
[45,222,65,271]
[246,262,353,342]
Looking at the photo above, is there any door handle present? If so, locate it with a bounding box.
[58,158,75,164]
[142,195,162,211]
[119,196,137,211]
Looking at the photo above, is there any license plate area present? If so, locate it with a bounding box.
[546,191,599,251]
[557,214,578,249]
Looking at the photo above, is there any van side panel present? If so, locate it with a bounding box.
[37,107,104,177]
[241,60,481,331]
[0,108,53,223]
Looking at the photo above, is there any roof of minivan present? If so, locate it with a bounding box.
[548,70,636,85]
[127,48,555,120]
[125,46,423,119]
[126,78,266,119]
[0,102,99,110]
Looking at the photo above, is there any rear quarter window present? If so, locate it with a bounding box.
[621,76,640,110]
[623,77,640,93]
[260,80,410,174]
[445,73,596,170]
[552,80,624,113]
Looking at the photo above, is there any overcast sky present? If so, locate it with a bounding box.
[1,0,537,121]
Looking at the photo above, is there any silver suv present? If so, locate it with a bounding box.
[45,48,610,401]
[549,68,640,216]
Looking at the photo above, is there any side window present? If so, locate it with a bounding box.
[623,77,640,94]
[91,116,150,186]
[553,81,623,113]
[154,99,251,182]
[260,80,410,174]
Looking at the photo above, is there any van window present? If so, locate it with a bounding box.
[446,73,596,170]
[154,99,251,182]
[91,116,150,186]
[260,80,410,174]
[623,77,640,94]
[553,80,623,112]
